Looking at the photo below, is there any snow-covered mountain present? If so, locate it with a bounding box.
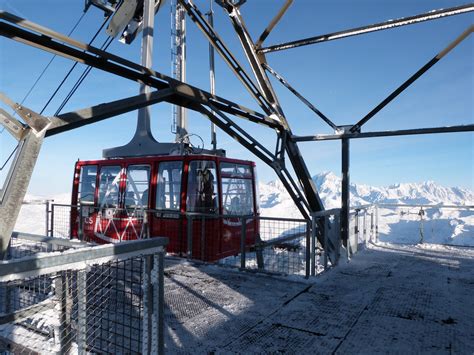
[260,171,474,216]
[259,172,473,246]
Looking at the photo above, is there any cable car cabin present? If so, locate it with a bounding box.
[71,155,259,261]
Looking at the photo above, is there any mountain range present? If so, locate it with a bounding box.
[259,171,473,218]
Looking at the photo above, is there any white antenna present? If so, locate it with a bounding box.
[171,0,188,143]
[207,0,217,151]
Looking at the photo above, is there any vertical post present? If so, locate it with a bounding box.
[305,219,310,278]
[370,209,374,243]
[323,216,329,270]
[419,207,425,244]
[151,251,165,355]
[375,205,379,242]
[187,215,193,258]
[341,137,350,247]
[50,204,55,238]
[56,272,72,354]
[78,204,84,241]
[172,0,188,142]
[310,214,316,276]
[142,255,153,355]
[240,216,247,269]
[363,209,367,246]
[45,200,49,237]
[207,0,217,150]
[77,270,87,355]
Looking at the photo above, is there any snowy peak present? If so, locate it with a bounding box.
[260,172,473,216]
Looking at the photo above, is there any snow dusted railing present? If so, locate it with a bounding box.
[0,234,168,354]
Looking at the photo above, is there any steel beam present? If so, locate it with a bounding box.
[217,0,285,119]
[351,26,473,132]
[0,130,45,259]
[341,138,350,245]
[293,124,474,142]
[199,104,311,218]
[263,63,338,130]
[46,89,175,136]
[178,0,275,116]
[255,0,293,49]
[0,12,281,130]
[216,1,325,218]
[259,4,474,54]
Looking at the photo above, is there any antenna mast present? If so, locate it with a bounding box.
[171,0,188,143]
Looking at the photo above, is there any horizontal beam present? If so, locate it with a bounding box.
[292,124,474,141]
[0,237,168,281]
[259,3,474,53]
[11,231,93,248]
[47,89,175,136]
[0,12,281,130]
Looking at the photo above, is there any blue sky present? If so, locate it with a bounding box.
[0,0,473,197]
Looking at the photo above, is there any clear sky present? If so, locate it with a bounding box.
[1,0,473,197]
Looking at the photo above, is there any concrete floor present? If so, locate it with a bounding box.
[164,243,474,354]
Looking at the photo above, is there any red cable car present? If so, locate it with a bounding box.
[71,154,259,261]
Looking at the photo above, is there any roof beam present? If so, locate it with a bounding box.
[351,26,473,133]
[292,124,474,142]
[259,3,474,54]
[0,12,281,130]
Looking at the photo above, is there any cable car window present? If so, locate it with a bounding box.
[187,161,218,213]
[220,162,252,178]
[221,166,254,215]
[98,166,121,208]
[156,161,182,210]
[125,165,150,209]
[78,165,97,205]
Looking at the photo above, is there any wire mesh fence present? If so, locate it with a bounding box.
[0,234,167,354]
[50,203,73,238]
[217,216,310,276]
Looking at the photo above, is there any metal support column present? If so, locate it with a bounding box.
[341,137,350,246]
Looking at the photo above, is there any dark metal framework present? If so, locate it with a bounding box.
[0,2,472,257]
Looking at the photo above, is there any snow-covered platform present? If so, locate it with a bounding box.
[164,243,474,353]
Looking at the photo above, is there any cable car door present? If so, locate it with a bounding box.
[150,161,184,255]
[185,160,220,261]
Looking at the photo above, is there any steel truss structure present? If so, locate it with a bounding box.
[0,2,473,258]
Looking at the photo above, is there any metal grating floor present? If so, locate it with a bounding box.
[163,244,474,353]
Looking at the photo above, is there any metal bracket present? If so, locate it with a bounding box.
[0,108,26,140]
[0,93,50,134]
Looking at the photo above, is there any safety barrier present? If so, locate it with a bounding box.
[0,233,167,354]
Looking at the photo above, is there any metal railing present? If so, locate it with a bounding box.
[374,204,474,246]
[0,233,167,354]
[39,201,473,279]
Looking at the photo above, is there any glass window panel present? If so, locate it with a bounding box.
[156,161,182,210]
[187,161,218,213]
[125,165,150,209]
[220,162,252,178]
[98,166,121,208]
[78,165,97,205]
[221,177,254,215]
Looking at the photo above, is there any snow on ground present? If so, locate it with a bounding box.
[162,243,474,352]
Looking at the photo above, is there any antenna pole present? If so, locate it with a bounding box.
[172,0,188,142]
[208,0,217,151]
